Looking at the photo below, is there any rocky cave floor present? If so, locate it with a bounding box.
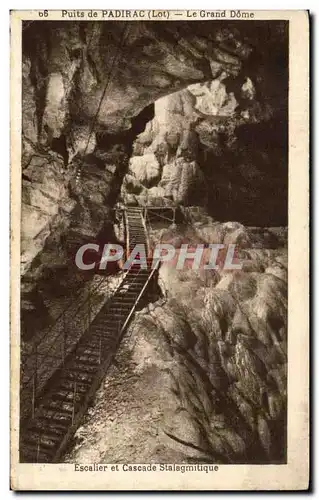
[64,216,287,465]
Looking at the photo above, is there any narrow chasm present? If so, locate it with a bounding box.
[21,20,288,465]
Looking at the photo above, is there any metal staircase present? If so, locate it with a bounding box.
[19,207,158,463]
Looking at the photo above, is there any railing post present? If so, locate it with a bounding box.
[36,436,40,463]
[88,289,91,333]
[31,343,38,419]
[98,336,102,365]
[31,375,36,420]
[72,382,77,425]
[124,208,130,261]
[62,310,67,365]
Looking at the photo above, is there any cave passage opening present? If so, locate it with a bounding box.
[22,19,288,227]
[51,134,69,165]
[116,91,288,227]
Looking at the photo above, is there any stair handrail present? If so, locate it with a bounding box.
[123,208,130,260]
[21,251,151,393]
[20,206,159,429]
[22,274,105,360]
[21,269,130,391]
[21,207,150,394]
[118,259,160,337]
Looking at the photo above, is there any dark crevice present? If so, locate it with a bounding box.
[51,134,69,165]
[94,103,155,207]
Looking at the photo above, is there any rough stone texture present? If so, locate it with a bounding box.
[20,143,128,337]
[22,20,287,156]
[66,226,287,464]
[21,149,73,275]
[121,73,287,225]
[21,20,287,291]
[21,21,288,463]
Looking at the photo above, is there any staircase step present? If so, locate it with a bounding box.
[44,400,74,414]
[97,316,125,324]
[23,432,60,449]
[104,311,128,317]
[108,301,134,308]
[59,379,91,393]
[36,415,69,432]
[91,323,120,334]
[20,446,53,463]
[117,286,143,296]
[117,291,142,297]
[125,275,148,282]
[112,299,136,306]
[75,345,102,357]
[51,390,84,404]
[39,408,72,424]
[67,363,97,375]
[27,422,66,439]
[74,353,101,364]
[123,286,145,292]
[75,340,102,352]
[62,370,94,384]
[123,275,148,281]
[129,270,149,276]
[111,299,135,306]
[108,304,130,316]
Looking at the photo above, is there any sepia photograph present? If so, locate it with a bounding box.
[10,10,309,490]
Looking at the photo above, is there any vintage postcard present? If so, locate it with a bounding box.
[10,9,309,490]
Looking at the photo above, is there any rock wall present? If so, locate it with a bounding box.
[21,20,287,294]
[66,222,287,464]
[121,72,287,225]
[21,141,130,337]
[21,20,288,463]
[22,20,257,152]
